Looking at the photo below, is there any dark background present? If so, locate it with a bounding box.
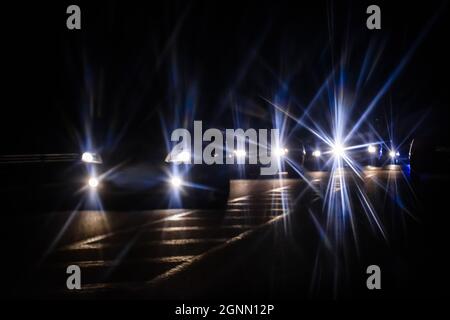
[0,0,448,303]
[0,0,448,154]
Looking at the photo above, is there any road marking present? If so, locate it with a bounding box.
[53,256,196,268]
[61,213,288,295]
[62,185,292,250]
[147,213,287,285]
[64,238,229,251]
[228,196,250,203]
[44,184,293,296]
[62,210,195,251]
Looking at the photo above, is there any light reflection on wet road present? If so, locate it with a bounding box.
[29,179,296,296]
[14,166,415,298]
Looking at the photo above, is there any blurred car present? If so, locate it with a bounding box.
[99,142,230,209]
[303,140,379,170]
[303,137,406,170]
[226,140,305,178]
[1,142,230,212]
[0,152,102,211]
[379,142,409,166]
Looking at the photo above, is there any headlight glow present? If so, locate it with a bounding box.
[312,150,321,157]
[332,143,346,158]
[389,150,400,158]
[368,145,377,154]
[274,147,288,157]
[88,177,99,188]
[170,176,183,188]
[81,152,101,164]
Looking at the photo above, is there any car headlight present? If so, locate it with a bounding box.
[88,176,99,188]
[169,176,183,188]
[368,145,377,154]
[389,150,400,158]
[332,143,346,158]
[273,147,288,157]
[312,149,321,157]
[81,152,102,164]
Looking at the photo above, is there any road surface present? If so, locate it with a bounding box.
[2,166,446,299]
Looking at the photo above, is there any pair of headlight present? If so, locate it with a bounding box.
[166,147,289,163]
[389,150,400,158]
[313,145,375,157]
[367,145,400,158]
[312,144,346,158]
[81,152,102,189]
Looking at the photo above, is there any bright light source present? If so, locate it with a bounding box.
[389,151,397,158]
[332,143,345,158]
[312,150,321,157]
[82,152,94,163]
[170,176,183,188]
[82,152,101,164]
[368,145,376,154]
[274,147,288,157]
[234,149,247,157]
[88,177,99,188]
[174,150,191,163]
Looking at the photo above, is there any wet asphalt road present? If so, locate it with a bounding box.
[3,166,447,299]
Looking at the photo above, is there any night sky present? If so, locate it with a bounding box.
[1,1,448,155]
